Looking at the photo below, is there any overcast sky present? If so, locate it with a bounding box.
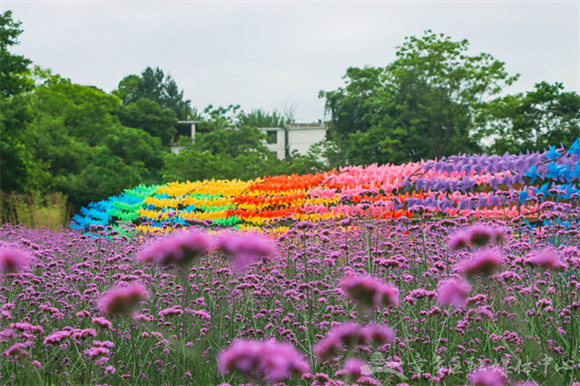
[2,1,579,123]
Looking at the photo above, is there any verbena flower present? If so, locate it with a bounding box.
[92,316,112,329]
[0,246,30,273]
[4,342,30,359]
[362,323,395,345]
[314,322,395,362]
[528,249,567,271]
[218,339,309,384]
[158,305,183,317]
[340,275,399,309]
[449,224,504,251]
[437,278,470,307]
[467,224,499,247]
[468,365,509,386]
[448,233,469,251]
[98,283,149,317]
[137,231,211,267]
[214,232,276,274]
[460,250,503,277]
[43,330,72,346]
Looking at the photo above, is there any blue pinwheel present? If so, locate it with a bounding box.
[525,164,540,183]
[546,162,563,179]
[536,183,551,198]
[518,187,530,205]
[546,145,560,160]
[568,138,580,157]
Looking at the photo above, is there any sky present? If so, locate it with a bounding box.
[2,1,579,123]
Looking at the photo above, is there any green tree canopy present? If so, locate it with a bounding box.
[29,71,165,210]
[0,11,50,193]
[320,31,519,165]
[162,105,284,182]
[238,108,286,128]
[115,67,194,120]
[483,81,580,154]
[118,97,178,147]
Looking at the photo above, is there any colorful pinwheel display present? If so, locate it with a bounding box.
[71,138,580,233]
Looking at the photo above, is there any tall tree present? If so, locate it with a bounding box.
[30,71,165,210]
[484,82,580,154]
[114,67,194,120]
[320,31,519,165]
[118,98,177,147]
[238,108,286,129]
[0,11,49,193]
[162,105,281,182]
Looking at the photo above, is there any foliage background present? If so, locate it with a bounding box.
[1,12,578,227]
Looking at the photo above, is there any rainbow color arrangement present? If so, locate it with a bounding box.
[71,138,580,233]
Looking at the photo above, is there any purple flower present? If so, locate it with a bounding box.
[4,342,30,359]
[218,339,309,383]
[448,233,469,251]
[528,249,567,271]
[159,305,183,317]
[362,324,395,345]
[467,224,499,247]
[437,278,470,307]
[98,283,149,317]
[43,330,72,346]
[449,225,504,251]
[0,247,30,273]
[342,358,365,379]
[376,283,400,308]
[137,231,211,267]
[214,232,276,274]
[92,317,112,329]
[340,275,399,309]
[313,335,340,361]
[314,321,391,362]
[460,250,503,277]
[468,365,509,386]
[84,346,110,359]
[341,276,379,307]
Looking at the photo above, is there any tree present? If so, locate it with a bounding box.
[114,67,194,120]
[483,82,580,154]
[161,104,285,182]
[238,108,286,129]
[29,71,165,210]
[320,31,519,165]
[162,124,279,182]
[118,97,177,147]
[0,11,49,193]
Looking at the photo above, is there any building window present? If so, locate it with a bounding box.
[266,130,277,144]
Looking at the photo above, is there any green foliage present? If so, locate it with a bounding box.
[118,97,178,147]
[195,125,272,158]
[29,71,165,210]
[162,124,279,182]
[163,104,342,181]
[272,141,337,175]
[114,67,194,120]
[483,82,580,154]
[238,108,287,128]
[195,104,242,132]
[0,11,32,98]
[0,11,50,193]
[0,191,69,229]
[321,31,519,165]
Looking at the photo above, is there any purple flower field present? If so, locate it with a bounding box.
[1,212,579,385]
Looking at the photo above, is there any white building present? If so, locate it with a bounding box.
[170,121,199,154]
[259,123,327,160]
[170,121,326,159]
